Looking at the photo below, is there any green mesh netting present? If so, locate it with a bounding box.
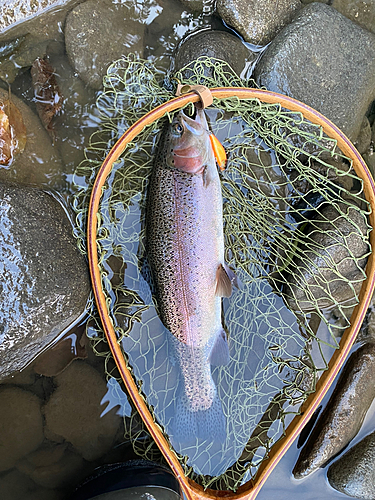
[72,55,372,491]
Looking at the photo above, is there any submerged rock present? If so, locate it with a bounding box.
[217,0,302,46]
[17,442,85,489]
[174,29,252,78]
[328,430,375,499]
[293,342,375,478]
[253,3,375,142]
[0,0,82,38]
[44,361,122,461]
[0,88,63,188]
[0,386,44,471]
[0,183,90,380]
[284,202,370,312]
[65,0,144,89]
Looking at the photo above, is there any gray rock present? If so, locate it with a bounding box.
[0,386,44,471]
[0,0,83,40]
[328,430,375,499]
[65,0,144,89]
[217,0,302,46]
[253,3,375,142]
[178,0,205,13]
[331,0,375,35]
[44,361,122,461]
[293,342,375,478]
[174,29,252,78]
[0,183,90,380]
[0,35,49,83]
[355,117,372,155]
[0,88,63,189]
[284,202,370,312]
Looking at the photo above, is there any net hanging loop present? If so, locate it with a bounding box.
[175,82,213,108]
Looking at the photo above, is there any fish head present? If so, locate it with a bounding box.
[165,107,214,174]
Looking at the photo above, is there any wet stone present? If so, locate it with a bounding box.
[17,442,86,490]
[0,87,63,188]
[174,29,252,78]
[0,183,90,380]
[65,0,145,90]
[293,342,375,478]
[355,116,372,155]
[217,0,302,46]
[328,430,375,499]
[253,3,375,142]
[44,361,122,461]
[178,0,205,12]
[283,200,370,313]
[331,0,375,36]
[0,386,44,471]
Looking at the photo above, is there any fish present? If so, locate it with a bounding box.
[146,106,237,444]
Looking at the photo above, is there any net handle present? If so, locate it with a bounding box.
[87,87,375,500]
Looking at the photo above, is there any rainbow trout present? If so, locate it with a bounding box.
[147,107,237,443]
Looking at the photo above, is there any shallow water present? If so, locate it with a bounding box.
[0,0,374,499]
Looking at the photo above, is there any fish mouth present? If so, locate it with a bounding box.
[178,106,208,138]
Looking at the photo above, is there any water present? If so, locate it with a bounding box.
[0,0,374,499]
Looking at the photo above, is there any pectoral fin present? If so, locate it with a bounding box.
[209,329,230,366]
[209,133,226,171]
[215,263,241,297]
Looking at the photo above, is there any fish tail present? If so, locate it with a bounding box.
[171,388,226,446]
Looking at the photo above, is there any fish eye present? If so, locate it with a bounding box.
[173,122,183,135]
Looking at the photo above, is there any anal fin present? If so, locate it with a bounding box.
[209,329,230,366]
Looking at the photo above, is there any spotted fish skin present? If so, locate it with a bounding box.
[146,108,232,439]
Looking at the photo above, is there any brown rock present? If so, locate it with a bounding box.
[44,361,122,461]
[0,386,44,471]
[293,342,375,478]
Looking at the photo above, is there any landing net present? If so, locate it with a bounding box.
[72,55,371,491]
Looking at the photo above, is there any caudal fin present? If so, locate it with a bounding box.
[171,390,226,447]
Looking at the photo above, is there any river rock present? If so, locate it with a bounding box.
[330,0,375,35]
[283,201,370,312]
[174,29,252,78]
[65,0,145,90]
[178,0,205,12]
[0,0,82,40]
[0,183,90,380]
[293,342,375,478]
[355,117,372,155]
[328,430,375,499]
[0,469,39,499]
[0,87,63,188]
[217,0,302,46]
[253,3,375,142]
[0,386,44,471]
[44,361,122,461]
[17,442,85,489]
